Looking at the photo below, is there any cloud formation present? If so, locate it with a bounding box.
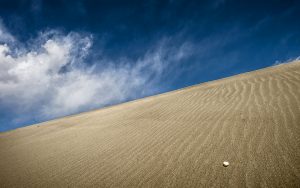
[0,20,15,43]
[274,56,300,66]
[0,23,189,128]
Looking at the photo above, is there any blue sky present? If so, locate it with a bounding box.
[0,0,300,131]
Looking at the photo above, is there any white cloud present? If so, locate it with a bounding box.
[0,20,15,43]
[274,56,300,66]
[0,23,189,126]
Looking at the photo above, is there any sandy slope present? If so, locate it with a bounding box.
[1,61,300,188]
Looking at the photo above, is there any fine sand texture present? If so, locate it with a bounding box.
[1,61,300,187]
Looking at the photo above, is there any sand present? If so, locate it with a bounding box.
[1,61,300,187]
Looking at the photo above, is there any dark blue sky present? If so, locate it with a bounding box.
[0,0,300,131]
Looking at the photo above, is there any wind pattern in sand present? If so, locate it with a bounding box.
[0,61,300,187]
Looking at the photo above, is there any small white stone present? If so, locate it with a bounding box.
[223,161,229,167]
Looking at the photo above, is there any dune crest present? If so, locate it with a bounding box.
[1,61,300,187]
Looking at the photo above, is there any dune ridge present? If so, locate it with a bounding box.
[1,61,300,187]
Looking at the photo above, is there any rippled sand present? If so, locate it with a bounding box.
[1,61,300,187]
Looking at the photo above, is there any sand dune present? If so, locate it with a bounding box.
[1,61,300,187]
